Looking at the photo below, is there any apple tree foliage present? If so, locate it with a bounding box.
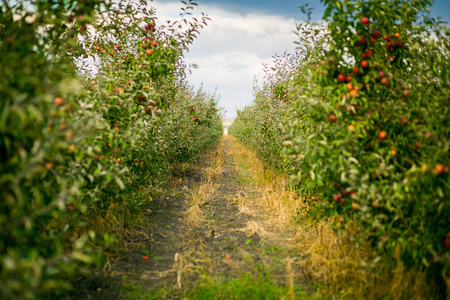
[0,0,222,298]
[230,0,450,287]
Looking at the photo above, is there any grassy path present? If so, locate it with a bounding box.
[69,136,320,299]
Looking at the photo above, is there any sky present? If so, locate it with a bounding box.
[152,0,450,119]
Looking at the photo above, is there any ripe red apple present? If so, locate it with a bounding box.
[366,49,373,57]
[360,17,370,24]
[352,67,360,75]
[54,97,64,106]
[328,114,337,122]
[337,74,345,82]
[143,256,149,261]
[372,30,381,39]
[380,78,389,86]
[401,118,408,125]
[360,60,369,68]
[333,194,341,202]
[68,205,74,211]
[151,40,157,46]
[435,164,444,174]
[378,131,387,139]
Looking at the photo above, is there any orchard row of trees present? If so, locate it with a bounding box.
[0,0,222,298]
[230,0,449,296]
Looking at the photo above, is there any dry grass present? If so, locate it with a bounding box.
[184,137,225,230]
[228,136,444,300]
[178,136,226,289]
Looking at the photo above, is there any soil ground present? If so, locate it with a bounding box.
[67,136,316,299]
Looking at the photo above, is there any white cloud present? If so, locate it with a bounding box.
[152,1,301,118]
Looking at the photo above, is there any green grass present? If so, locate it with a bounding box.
[188,273,314,300]
[124,273,315,300]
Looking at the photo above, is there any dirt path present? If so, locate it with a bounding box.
[69,136,314,299]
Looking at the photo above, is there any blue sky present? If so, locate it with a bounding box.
[153,1,449,118]
[197,0,450,22]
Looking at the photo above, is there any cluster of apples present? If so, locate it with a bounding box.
[139,21,157,55]
[327,16,413,136]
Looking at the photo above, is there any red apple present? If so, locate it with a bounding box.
[333,194,341,202]
[380,78,389,86]
[435,164,444,175]
[54,97,64,106]
[371,30,381,39]
[360,17,370,24]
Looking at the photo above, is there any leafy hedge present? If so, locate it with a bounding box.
[230,0,449,290]
[0,0,222,298]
